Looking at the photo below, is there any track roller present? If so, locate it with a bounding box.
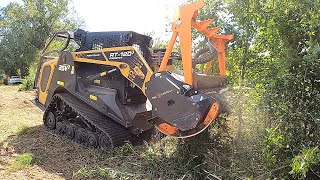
[87,133,99,148]
[99,134,113,151]
[75,128,87,144]
[65,124,76,139]
[56,121,66,135]
[56,99,65,114]
[44,111,56,129]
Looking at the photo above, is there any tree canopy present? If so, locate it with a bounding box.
[0,0,83,76]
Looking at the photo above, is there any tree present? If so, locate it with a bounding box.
[0,0,83,77]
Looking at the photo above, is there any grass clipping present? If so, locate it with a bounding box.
[73,131,213,180]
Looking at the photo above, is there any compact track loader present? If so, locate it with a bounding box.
[33,0,233,151]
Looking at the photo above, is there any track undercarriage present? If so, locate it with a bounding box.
[44,93,134,151]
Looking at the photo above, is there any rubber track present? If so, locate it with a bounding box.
[45,93,132,147]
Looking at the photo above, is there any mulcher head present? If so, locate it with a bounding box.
[151,0,233,138]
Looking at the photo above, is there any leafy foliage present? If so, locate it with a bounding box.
[290,147,320,178]
[189,0,320,178]
[262,127,287,166]
[19,64,37,91]
[0,0,83,77]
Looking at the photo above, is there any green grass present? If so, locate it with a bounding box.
[73,165,146,180]
[15,153,34,165]
[8,153,35,171]
[112,142,136,158]
[17,125,34,135]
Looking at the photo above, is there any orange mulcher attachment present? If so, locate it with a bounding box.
[155,0,233,138]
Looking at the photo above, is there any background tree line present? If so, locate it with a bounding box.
[0,0,82,77]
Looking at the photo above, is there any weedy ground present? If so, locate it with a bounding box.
[0,85,268,179]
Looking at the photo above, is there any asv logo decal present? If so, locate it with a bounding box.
[109,51,134,60]
[58,64,71,71]
[86,53,100,57]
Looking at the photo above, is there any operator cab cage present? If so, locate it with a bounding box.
[41,29,153,60]
[73,29,153,60]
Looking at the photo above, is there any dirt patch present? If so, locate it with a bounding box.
[1,125,88,179]
[0,86,186,179]
[0,86,35,109]
[0,86,95,179]
[18,100,34,109]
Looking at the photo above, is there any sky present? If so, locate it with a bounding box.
[0,0,186,40]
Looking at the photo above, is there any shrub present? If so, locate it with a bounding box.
[262,127,287,166]
[19,75,34,91]
[19,66,36,91]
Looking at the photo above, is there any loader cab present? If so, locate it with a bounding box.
[71,29,154,105]
[34,29,155,106]
[34,31,75,105]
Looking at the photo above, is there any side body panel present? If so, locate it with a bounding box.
[38,59,58,104]
[72,46,154,94]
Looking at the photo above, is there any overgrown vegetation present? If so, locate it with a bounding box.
[290,147,320,179]
[188,0,320,178]
[73,128,230,179]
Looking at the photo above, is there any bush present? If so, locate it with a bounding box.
[262,127,287,166]
[19,75,35,91]
[19,66,36,91]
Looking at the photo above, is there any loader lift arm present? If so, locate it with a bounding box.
[154,0,233,137]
